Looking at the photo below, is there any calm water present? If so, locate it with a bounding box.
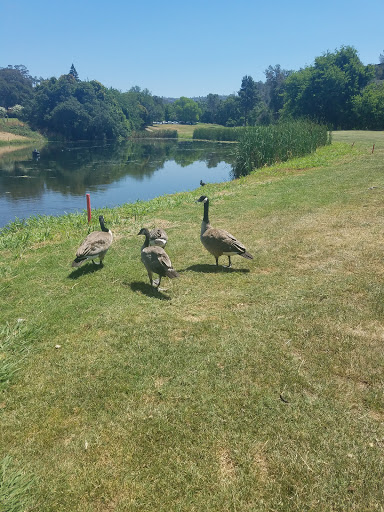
[0,140,235,228]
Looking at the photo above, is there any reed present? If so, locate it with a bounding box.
[234,120,330,177]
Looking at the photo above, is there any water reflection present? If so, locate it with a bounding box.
[0,140,235,227]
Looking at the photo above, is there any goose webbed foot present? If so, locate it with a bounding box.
[223,256,232,269]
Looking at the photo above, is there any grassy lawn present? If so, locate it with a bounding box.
[1,131,384,511]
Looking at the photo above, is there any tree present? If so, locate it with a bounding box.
[68,64,80,82]
[352,82,384,129]
[200,93,221,123]
[28,75,129,139]
[281,46,374,128]
[264,65,292,120]
[0,65,34,108]
[174,97,201,124]
[216,95,242,126]
[238,75,259,125]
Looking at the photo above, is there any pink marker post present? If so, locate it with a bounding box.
[86,193,91,223]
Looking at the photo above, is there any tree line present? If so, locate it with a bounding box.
[1,46,383,140]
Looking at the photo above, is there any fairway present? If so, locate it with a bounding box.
[1,131,384,511]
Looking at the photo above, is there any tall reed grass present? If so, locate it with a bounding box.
[234,120,330,177]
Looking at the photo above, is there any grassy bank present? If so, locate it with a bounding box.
[1,132,384,511]
[0,118,45,149]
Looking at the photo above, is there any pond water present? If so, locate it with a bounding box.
[0,139,236,228]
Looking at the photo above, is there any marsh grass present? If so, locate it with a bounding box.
[1,132,384,511]
[234,121,330,177]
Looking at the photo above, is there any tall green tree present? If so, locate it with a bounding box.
[0,65,35,109]
[200,93,221,123]
[68,64,80,82]
[29,75,129,139]
[281,46,374,128]
[174,97,201,124]
[264,65,292,120]
[216,95,242,126]
[352,82,384,129]
[238,75,259,125]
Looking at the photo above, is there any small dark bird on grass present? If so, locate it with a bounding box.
[196,195,253,268]
[138,228,179,288]
[72,215,113,267]
[200,179,206,186]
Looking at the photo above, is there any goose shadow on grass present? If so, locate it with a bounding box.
[128,281,172,300]
[67,263,104,280]
[181,264,250,274]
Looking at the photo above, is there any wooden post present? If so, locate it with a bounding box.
[372,144,375,154]
[86,193,91,223]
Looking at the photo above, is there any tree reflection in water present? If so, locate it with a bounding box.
[0,140,235,227]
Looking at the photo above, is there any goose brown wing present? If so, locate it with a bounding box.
[142,246,173,274]
[76,232,111,258]
[203,227,247,254]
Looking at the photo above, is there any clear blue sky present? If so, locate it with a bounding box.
[2,0,383,98]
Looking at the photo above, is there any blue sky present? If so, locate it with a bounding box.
[2,0,383,98]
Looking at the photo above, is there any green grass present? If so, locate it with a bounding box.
[0,456,34,512]
[1,132,384,511]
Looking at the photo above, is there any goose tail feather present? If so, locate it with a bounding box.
[72,258,85,267]
[240,251,253,260]
[166,269,179,279]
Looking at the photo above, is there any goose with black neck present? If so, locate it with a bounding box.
[71,215,113,267]
[196,195,253,268]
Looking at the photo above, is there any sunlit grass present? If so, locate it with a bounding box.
[1,133,383,511]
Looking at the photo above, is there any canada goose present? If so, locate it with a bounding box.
[196,195,253,268]
[71,215,113,267]
[200,180,206,186]
[138,228,179,288]
[149,227,168,248]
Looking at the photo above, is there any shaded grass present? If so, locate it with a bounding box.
[1,132,384,511]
